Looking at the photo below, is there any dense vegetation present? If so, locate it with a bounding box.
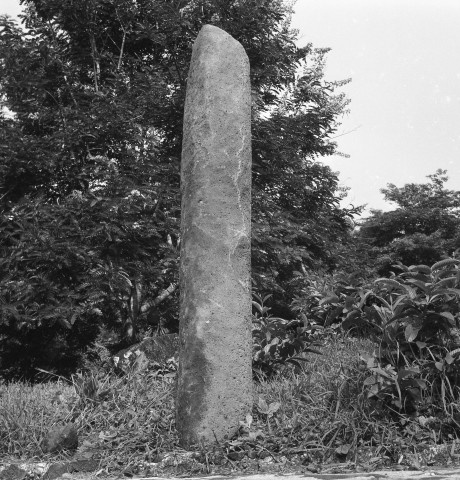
[357,169,460,275]
[0,0,357,379]
[2,0,460,474]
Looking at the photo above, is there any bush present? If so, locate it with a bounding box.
[292,259,460,429]
[290,270,380,335]
[0,316,100,382]
[252,293,321,380]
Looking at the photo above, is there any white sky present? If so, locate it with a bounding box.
[292,0,460,214]
[2,0,460,215]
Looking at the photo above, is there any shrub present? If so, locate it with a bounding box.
[292,259,460,429]
[252,293,321,380]
[290,270,381,335]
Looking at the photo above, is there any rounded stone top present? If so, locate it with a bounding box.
[193,24,249,63]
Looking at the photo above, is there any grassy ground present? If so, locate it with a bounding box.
[0,333,458,476]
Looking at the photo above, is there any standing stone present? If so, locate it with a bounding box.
[176,24,252,448]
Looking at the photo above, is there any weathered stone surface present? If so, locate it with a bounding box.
[41,423,78,454]
[177,24,253,447]
[112,333,179,374]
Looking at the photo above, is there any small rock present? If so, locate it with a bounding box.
[41,423,78,454]
[304,463,320,473]
[0,465,28,480]
[43,463,69,480]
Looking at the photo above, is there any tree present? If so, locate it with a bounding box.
[0,0,356,378]
[358,170,460,274]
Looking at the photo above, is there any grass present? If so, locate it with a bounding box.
[0,332,458,476]
[0,379,73,460]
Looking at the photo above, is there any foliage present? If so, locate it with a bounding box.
[292,258,460,426]
[290,270,381,335]
[360,259,460,418]
[4,329,460,472]
[0,369,176,469]
[250,41,361,301]
[357,170,460,275]
[0,187,179,381]
[0,0,356,379]
[251,293,321,379]
[0,334,382,472]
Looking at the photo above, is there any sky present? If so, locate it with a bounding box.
[291,0,460,214]
[1,0,459,215]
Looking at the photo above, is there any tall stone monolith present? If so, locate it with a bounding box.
[176,24,252,448]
